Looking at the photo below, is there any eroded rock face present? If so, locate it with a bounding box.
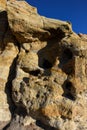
[0,0,87,130]
[0,1,18,129]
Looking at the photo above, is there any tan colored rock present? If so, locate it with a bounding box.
[7,0,72,44]
[0,12,18,129]
[78,33,87,41]
[0,40,18,129]
[41,104,60,118]
[7,1,87,130]
[0,0,6,11]
[0,0,87,130]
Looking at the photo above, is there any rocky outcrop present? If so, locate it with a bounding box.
[0,0,18,129]
[78,33,87,41]
[0,0,87,130]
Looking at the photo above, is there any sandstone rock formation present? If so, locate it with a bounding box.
[0,0,87,130]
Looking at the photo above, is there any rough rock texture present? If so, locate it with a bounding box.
[0,1,18,129]
[78,33,87,41]
[0,0,87,130]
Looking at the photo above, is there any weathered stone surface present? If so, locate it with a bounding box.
[0,1,18,128]
[0,0,87,130]
[78,33,87,41]
[0,0,6,11]
[7,0,72,44]
[0,28,18,129]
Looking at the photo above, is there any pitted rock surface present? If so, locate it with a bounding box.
[0,0,87,130]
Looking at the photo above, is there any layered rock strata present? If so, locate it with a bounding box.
[0,0,87,130]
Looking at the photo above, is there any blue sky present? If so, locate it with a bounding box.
[26,0,87,34]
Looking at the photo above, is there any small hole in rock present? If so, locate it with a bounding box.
[59,48,74,75]
[62,81,76,101]
[36,93,40,98]
[65,93,75,100]
[60,48,73,65]
[63,48,73,61]
[42,59,52,69]
[23,77,29,84]
[65,81,72,91]
[25,50,29,53]
[29,69,40,76]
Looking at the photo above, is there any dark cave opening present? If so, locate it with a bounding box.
[42,59,52,69]
[63,48,73,60]
[65,81,72,91]
[29,69,41,76]
[59,48,74,75]
[62,48,73,64]
[62,81,76,101]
